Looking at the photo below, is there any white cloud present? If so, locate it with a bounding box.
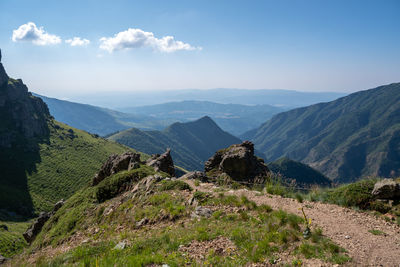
[65,37,90,46]
[99,28,201,53]
[12,22,61,45]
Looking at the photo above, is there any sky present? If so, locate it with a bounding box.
[0,0,399,98]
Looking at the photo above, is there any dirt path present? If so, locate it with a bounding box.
[185,180,400,267]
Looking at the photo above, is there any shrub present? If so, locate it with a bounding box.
[159,180,192,191]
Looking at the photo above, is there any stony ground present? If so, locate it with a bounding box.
[185,180,400,267]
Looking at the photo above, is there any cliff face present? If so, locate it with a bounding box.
[0,50,50,148]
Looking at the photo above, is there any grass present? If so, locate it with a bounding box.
[0,216,30,257]
[1,120,135,214]
[158,179,192,191]
[368,229,386,236]
[0,120,138,257]
[12,175,350,266]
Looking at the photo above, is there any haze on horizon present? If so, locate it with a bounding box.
[0,0,399,99]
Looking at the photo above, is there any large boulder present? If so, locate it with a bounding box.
[371,179,400,200]
[205,141,270,184]
[146,149,175,176]
[92,152,141,186]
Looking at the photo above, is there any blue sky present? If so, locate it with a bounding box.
[0,0,399,98]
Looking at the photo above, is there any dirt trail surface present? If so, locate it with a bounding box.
[185,180,400,267]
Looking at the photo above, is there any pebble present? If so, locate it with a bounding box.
[114,241,127,250]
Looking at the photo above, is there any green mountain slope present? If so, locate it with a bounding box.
[121,100,285,136]
[108,116,242,171]
[244,83,400,182]
[34,94,170,136]
[0,52,132,215]
[268,158,331,186]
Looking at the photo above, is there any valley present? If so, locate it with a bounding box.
[0,4,399,264]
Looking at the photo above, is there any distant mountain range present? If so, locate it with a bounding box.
[34,95,286,136]
[120,101,285,135]
[244,83,400,182]
[68,88,347,109]
[108,116,242,171]
[33,94,171,136]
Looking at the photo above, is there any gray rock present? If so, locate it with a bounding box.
[114,241,127,250]
[192,206,213,218]
[205,141,270,184]
[23,212,51,243]
[23,199,65,243]
[52,199,65,213]
[136,217,149,228]
[0,254,7,264]
[92,152,142,185]
[372,179,400,200]
[146,148,175,176]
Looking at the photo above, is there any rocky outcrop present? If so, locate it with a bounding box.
[372,179,400,200]
[92,152,142,186]
[23,199,64,243]
[146,149,175,176]
[0,50,8,87]
[205,141,270,184]
[0,49,50,148]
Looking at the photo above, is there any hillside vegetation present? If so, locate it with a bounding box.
[244,83,400,182]
[11,163,349,266]
[108,116,242,171]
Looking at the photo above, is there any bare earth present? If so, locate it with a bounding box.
[185,180,400,267]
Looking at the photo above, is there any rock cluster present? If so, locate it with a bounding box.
[92,152,142,185]
[23,199,64,243]
[205,141,270,184]
[372,178,400,200]
[146,148,175,176]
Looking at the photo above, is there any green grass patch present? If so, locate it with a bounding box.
[158,180,192,191]
[368,229,386,236]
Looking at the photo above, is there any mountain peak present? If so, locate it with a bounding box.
[195,115,215,125]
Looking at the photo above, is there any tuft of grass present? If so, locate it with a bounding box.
[368,229,386,236]
[295,193,304,203]
[159,180,192,191]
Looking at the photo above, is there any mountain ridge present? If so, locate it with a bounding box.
[33,93,170,136]
[244,82,400,182]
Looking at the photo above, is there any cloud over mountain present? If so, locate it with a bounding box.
[12,22,61,45]
[99,28,201,53]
